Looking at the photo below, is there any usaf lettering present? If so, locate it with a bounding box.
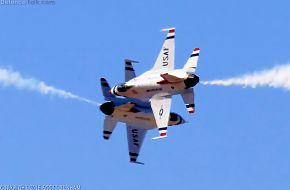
[162,47,169,66]
[132,129,139,147]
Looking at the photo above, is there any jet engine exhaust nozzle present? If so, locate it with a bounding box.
[169,112,186,126]
[184,75,200,89]
[99,101,115,115]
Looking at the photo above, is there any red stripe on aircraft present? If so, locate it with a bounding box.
[157,80,170,84]
[160,133,167,136]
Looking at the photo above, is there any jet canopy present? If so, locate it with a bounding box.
[116,83,134,92]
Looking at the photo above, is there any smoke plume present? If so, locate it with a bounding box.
[201,64,290,90]
[0,67,98,105]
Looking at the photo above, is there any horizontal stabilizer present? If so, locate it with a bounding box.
[181,88,195,114]
[100,78,115,100]
[103,116,117,140]
[184,48,200,73]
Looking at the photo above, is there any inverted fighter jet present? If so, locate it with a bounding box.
[109,28,200,139]
[99,60,186,164]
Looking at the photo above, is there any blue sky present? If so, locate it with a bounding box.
[0,0,290,189]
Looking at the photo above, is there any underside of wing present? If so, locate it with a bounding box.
[151,28,175,73]
[115,102,135,112]
[126,125,147,164]
[150,94,172,139]
[125,59,138,82]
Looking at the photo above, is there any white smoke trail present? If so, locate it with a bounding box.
[0,67,98,105]
[201,64,290,90]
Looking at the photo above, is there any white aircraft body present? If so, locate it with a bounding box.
[99,60,186,164]
[109,28,200,139]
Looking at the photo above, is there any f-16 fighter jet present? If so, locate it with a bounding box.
[99,61,186,164]
[109,28,200,139]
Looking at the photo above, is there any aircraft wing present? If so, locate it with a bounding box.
[125,59,138,82]
[150,94,172,139]
[126,125,147,164]
[151,28,175,73]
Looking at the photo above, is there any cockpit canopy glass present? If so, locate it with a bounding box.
[116,83,134,92]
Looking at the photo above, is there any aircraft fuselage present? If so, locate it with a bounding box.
[111,71,199,100]
[99,100,185,130]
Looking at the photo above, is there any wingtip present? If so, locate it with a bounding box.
[130,161,145,165]
[187,106,195,114]
[125,59,139,63]
[152,135,167,140]
[160,27,175,33]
